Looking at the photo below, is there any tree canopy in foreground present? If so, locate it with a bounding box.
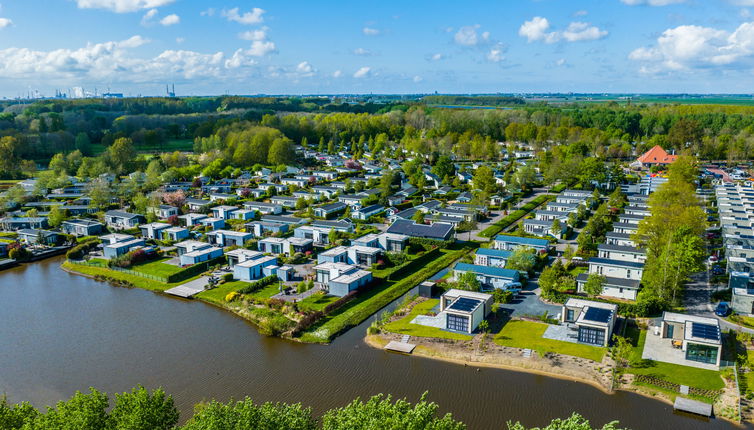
[0,386,629,429]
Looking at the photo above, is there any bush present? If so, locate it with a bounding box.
[225,291,240,302]
[66,238,100,260]
[8,246,31,261]
[492,289,513,304]
[221,273,233,283]
[478,194,553,238]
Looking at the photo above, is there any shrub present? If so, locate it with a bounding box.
[66,238,100,260]
[8,246,31,261]
[225,291,240,302]
[221,273,233,283]
[237,275,278,295]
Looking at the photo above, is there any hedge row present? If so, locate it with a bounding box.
[478,194,553,238]
[237,275,279,295]
[300,246,474,342]
[165,255,227,283]
[546,291,664,318]
[65,238,101,260]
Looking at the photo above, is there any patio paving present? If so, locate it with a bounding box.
[542,323,580,343]
[411,313,445,329]
[641,329,719,371]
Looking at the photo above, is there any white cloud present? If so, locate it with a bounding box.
[353,66,371,78]
[222,7,264,25]
[141,8,157,25]
[239,28,268,41]
[363,27,380,36]
[353,47,372,56]
[295,61,315,77]
[75,0,174,13]
[247,40,276,56]
[519,17,607,43]
[519,17,559,43]
[200,8,215,17]
[429,53,444,61]
[574,10,588,17]
[332,70,343,78]
[562,21,608,42]
[0,34,277,84]
[0,17,11,28]
[629,22,754,73]
[454,25,489,46]
[487,46,504,62]
[620,0,686,5]
[176,37,184,44]
[556,58,567,66]
[160,13,179,26]
[412,75,423,83]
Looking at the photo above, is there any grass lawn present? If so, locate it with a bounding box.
[0,238,15,244]
[298,293,339,312]
[493,320,605,362]
[0,232,17,238]
[196,281,247,305]
[62,261,200,292]
[626,327,724,391]
[728,314,754,329]
[383,299,472,341]
[131,258,184,278]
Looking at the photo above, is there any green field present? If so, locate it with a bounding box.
[62,261,200,292]
[493,320,605,362]
[298,293,339,312]
[130,258,184,278]
[198,280,283,305]
[383,299,473,341]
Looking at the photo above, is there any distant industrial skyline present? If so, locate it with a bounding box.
[2,1,754,97]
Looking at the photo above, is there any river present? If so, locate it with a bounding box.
[0,257,745,429]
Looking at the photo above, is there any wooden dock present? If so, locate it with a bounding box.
[674,397,712,417]
[165,276,209,298]
[384,341,416,354]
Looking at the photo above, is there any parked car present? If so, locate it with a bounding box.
[711,266,725,275]
[715,302,731,317]
[708,255,719,264]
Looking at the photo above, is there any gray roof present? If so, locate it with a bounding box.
[386,219,453,240]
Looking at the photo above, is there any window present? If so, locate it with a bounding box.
[447,314,469,332]
[578,327,605,346]
[566,309,575,321]
[686,343,718,365]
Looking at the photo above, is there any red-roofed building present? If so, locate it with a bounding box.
[635,145,677,168]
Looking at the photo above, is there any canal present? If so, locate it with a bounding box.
[0,257,745,429]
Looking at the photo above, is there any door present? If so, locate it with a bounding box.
[666,324,674,338]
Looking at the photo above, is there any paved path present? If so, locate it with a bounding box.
[165,276,209,298]
[466,190,552,242]
[683,268,754,334]
[499,274,561,318]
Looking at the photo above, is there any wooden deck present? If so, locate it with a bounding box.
[674,397,712,417]
[384,341,416,354]
[165,276,209,298]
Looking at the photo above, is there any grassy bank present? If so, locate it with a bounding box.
[493,320,605,362]
[62,260,201,292]
[299,245,475,343]
[382,299,473,341]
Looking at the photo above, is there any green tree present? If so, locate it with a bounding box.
[268,137,296,165]
[183,397,316,430]
[321,393,465,430]
[26,388,110,429]
[457,271,481,291]
[583,273,606,297]
[412,210,425,224]
[432,155,455,183]
[508,413,624,430]
[473,165,496,194]
[109,385,178,430]
[0,396,38,429]
[47,205,69,228]
[75,132,92,155]
[505,246,537,273]
[511,164,537,192]
[87,179,113,210]
[106,137,137,175]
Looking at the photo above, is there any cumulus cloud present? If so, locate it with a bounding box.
[519,16,607,43]
[75,0,175,13]
[412,75,423,83]
[141,8,158,25]
[0,17,11,28]
[239,28,268,41]
[629,22,754,73]
[352,47,372,56]
[363,27,380,36]
[574,10,588,17]
[160,13,179,26]
[200,8,215,17]
[620,0,686,5]
[487,46,505,62]
[353,66,371,78]
[247,40,276,56]
[332,70,343,78]
[222,7,264,25]
[556,58,567,66]
[295,61,315,77]
[0,34,273,84]
[454,25,490,46]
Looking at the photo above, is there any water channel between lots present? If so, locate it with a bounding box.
[0,257,746,429]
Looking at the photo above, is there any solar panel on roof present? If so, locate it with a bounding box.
[448,297,481,313]
[583,307,612,324]
[691,322,720,341]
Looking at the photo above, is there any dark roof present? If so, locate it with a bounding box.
[597,243,645,254]
[584,307,613,324]
[386,219,453,240]
[105,210,142,219]
[494,234,550,247]
[448,297,482,313]
[454,263,519,279]
[588,257,645,269]
[357,204,385,213]
[577,273,641,289]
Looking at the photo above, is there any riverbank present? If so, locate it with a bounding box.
[365,333,614,393]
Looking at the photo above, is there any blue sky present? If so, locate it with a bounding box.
[1,0,754,97]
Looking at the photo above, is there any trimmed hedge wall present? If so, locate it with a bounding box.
[165,255,227,283]
[237,275,278,295]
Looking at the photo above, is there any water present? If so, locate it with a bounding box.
[0,257,745,429]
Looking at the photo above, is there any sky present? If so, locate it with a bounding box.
[2,0,754,97]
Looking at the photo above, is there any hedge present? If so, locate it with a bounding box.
[546,291,665,317]
[165,255,227,283]
[478,194,553,238]
[65,238,101,260]
[237,275,279,295]
[299,246,474,342]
